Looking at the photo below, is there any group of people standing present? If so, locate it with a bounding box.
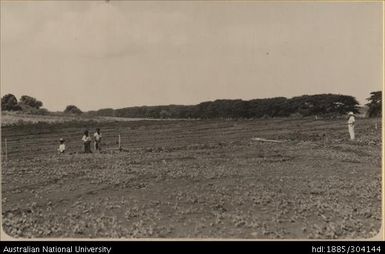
[82,128,103,153]
[57,128,102,154]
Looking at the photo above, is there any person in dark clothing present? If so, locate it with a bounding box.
[82,130,92,153]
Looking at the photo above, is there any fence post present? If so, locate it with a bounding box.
[118,134,121,151]
[4,138,8,162]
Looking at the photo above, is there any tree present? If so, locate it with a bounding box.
[88,93,362,119]
[332,95,360,114]
[366,91,382,118]
[97,108,115,117]
[64,105,82,114]
[1,94,21,111]
[159,109,171,119]
[19,95,43,109]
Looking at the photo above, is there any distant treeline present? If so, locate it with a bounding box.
[86,94,361,119]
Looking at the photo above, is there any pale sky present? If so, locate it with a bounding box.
[1,1,383,111]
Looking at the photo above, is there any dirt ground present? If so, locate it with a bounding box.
[1,117,382,239]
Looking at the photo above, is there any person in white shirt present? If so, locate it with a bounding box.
[94,128,102,152]
[347,112,355,140]
[58,138,66,154]
[82,130,92,153]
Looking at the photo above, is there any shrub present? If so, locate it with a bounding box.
[64,105,83,114]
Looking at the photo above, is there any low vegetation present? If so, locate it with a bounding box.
[89,94,362,119]
[2,92,381,120]
[1,118,381,238]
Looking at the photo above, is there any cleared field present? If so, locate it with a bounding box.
[1,118,382,239]
[1,111,157,126]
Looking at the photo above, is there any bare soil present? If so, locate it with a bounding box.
[1,118,382,239]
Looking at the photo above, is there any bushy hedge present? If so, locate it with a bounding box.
[90,94,360,119]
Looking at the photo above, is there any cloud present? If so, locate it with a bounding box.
[1,2,382,110]
[1,1,74,45]
[25,2,193,59]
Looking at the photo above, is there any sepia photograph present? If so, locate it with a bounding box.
[0,0,383,240]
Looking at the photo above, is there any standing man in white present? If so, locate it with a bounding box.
[94,128,102,152]
[347,112,355,140]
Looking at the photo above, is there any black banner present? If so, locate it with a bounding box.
[0,241,384,254]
